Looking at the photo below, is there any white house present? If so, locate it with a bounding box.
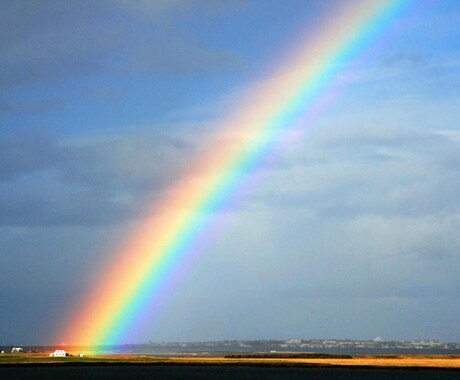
[11,347,24,353]
[49,347,69,357]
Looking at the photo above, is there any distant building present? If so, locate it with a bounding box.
[11,347,24,353]
[285,339,301,345]
[49,347,69,357]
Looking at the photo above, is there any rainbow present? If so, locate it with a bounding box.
[57,0,413,345]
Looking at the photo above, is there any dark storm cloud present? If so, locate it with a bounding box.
[125,41,238,74]
[0,221,115,344]
[0,99,65,115]
[80,86,124,105]
[0,0,240,89]
[0,184,133,226]
[0,130,195,226]
[0,1,118,87]
[0,130,61,180]
[116,0,197,19]
[116,0,248,20]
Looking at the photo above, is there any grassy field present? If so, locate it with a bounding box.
[1,352,460,369]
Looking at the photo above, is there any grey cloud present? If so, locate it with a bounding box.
[254,126,460,220]
[382,51,460,74]
[375,52,460,99]
[316,125,433,150]
[383,51,426,68]
[0,131,196,226]
[202,211,460,300]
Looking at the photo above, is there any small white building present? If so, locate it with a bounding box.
[49,347,69,357]
[11,347,24,353]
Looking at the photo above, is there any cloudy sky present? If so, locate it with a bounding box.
[1,0,460,345]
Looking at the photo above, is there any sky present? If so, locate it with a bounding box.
[1,0,460,346]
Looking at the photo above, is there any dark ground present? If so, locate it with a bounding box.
[1,365,460,380]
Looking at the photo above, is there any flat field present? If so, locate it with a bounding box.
[1,353,460,369]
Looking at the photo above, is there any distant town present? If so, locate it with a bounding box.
[143,338,460,352]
